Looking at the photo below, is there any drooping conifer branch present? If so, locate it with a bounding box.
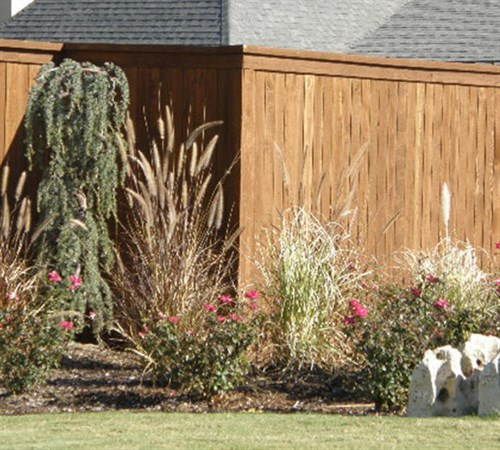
[24,59,129,334]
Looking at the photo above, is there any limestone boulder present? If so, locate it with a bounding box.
[407,334,500,417]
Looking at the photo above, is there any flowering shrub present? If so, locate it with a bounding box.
[0,270,78,394]
[136,292,260,398]
[344,274,500,412]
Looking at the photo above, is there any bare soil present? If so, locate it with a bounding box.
[0,342,375,416]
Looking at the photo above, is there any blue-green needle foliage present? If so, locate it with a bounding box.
[24,59,129,334]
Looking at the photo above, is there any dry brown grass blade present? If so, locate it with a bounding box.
[196,135,219,174]
[14,172,27,201]
[1,165,9,195]
[185,121,223,150]
[189,142,199,177]
[165,105,175,153]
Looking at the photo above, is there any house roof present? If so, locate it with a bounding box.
[0,0,223,45]
[226,0,411,54]
[350,0,500,63]
[0,0,498,63]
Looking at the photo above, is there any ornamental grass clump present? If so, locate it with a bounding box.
[24,59,129,334]
[112,105,238,343]
[255,207,369,371]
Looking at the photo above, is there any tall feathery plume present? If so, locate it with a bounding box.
[441,182,451,240]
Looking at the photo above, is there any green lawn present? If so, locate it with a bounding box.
[0,412,498,449]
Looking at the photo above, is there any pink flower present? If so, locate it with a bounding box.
[88,311,96,320]
[229,313,240,321]
[496,242,500,249]
[247,302,259,312]
[168,316,180,324]
[218,295,233,304]
[349,299,360,308]
[187,329,193,336]
[353,304,368,318]
[371,284,379,291]
[158,312,167,319]
[411,288,422,297]
[59,320,73,330]
[69,275,82,291]
[48,271,62,282]
[244,290,259,300]
[434,298,449,309]
[217,316,226,323]
[137,331,145,338]
[426,274,439,283]
[343,316,355,325]
[142,324,149,333]
[203,303,217,312]
[494,279,500,287]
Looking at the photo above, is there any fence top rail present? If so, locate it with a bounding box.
[241,46,500,75]
[241,46,500,87]
[0,39,497,86]
[0,38,62,53]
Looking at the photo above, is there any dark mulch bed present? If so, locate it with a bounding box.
[0,342,375,416]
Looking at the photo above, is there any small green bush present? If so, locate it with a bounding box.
[137,292,260,398]
[345,267,500,412]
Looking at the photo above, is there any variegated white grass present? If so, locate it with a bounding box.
[400,182,495,312]
[255,207,369,371]
[398,239,494,312]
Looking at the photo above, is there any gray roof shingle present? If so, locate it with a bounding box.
[0,0,223,45]
[0,0,498,63]
[350,0,500,63]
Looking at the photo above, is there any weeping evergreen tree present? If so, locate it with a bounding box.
[24,59,129,334]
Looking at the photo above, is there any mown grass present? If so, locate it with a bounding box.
[0,412,498,449]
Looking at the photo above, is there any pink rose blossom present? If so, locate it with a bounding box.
[426,274,439,283]
[244,290,259,300]
[69,275,82,291]
[48,271,62,282]
[495,279,500,287]
[343,316,355,325]
[496,242,500,250]
[411,288,422,297]
[353,304,368,318]
[203,303,217,312]
[218,295,233,304]
[168,316,180,324]
[59,320,73,330]
[187,329,193,336]
[88,311,96,320]
[434,298,449,309]
[217,316,226,323]
[137,331,145,338]
[158,312,167,319]
[229,313,240,321]
[349,299,360,308]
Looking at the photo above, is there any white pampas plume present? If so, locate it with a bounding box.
[441,183,451,239]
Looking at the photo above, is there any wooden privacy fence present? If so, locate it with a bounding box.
[0,40,499,284]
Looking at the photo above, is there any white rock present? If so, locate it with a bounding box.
[478,353,500,416]
[408,334,500,417]
[460,333,500,377]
